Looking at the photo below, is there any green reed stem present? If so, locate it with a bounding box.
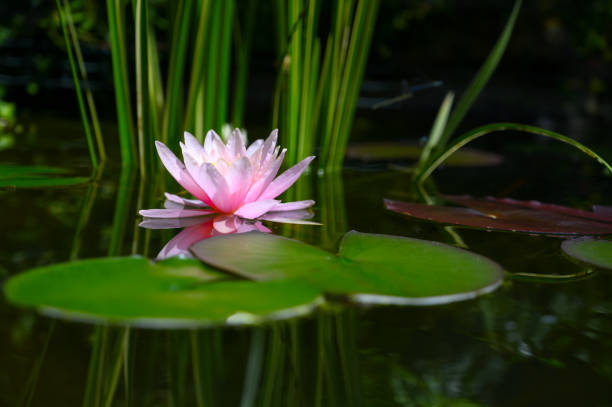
[56,0,97,169]
[184,0,211,132]
[415,122,612,184]
[70,165,104,260]
[415,92,454,174]
[62,0,106,162]
[232,0,257,127]
[204,1,222,131]
[319,0,350,169]
[436,0,521,153]
[240,328,265,407]
[147,26,163,146]
[135,0,151,179]
[103,328,130,407]
[19,321,55,407]
[297,0,318,161]
[190,331,205,407]
[216,0,234,131]
[328,0,380,172]
[163,0,193,145]
[287,0,303,165]
[106,0,136,167]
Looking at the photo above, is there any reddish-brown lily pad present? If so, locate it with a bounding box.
[385,195,612,236]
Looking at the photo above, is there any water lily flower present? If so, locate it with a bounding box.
[139,129,315,219]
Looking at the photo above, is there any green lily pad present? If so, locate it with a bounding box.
[3,256,323,328]
[561,238,612,270]
[191,231,504,305]
[0,164,89,188]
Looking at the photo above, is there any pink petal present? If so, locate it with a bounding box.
[204,130,229,161]
[198,164,232,213]
[259,156,315,200]
[226,156,252,198]
[139,216,212,229]
[164,192,209,208]
[234,199,280,219]
[260,210,320,225]
[246,139,263,157]
[156,221,214,260]
[183,131,205,156]
[260,129,278,168]
[139,208,216,218]
[155,141,212,205]
[227,129,247,158]
[244,149,286,203]
[270,200,315,211]
[212,216,239,234]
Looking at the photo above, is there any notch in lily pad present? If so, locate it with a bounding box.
[385,195,612,235]
[3,256,324,328]
[191,231,504,306]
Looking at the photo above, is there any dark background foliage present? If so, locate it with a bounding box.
[1,0,612,147]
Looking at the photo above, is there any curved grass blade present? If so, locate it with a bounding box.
[436,0,521,152]
[415,122,612,184]
[415,92,454,173]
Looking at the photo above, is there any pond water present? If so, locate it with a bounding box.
[1,116,611,406]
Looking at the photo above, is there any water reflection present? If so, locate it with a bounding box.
[140,210,317,259]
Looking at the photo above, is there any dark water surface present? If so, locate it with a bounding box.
[1,117,611,406]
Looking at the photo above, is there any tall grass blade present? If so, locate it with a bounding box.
[106,0,136,167]
[162,0,193,145]
[56,0,97,169]
[415,122,612,184]
[437,0,521,152]
[232,0,258,127]
[240,328,265,407]
[184,0,211,133]
[61,0,106,162]
[328,0,380,172]
[135,0,152,178]
[415,92,454,174]
[215,0,235,131]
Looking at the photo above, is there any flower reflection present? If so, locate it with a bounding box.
[140,203,317,259]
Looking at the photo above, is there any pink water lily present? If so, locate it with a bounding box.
[139,129,315,219]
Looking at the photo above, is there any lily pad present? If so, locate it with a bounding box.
[0,164,89,188]
[561,237,612,270]
[345,142,502,166]
[3,256,323,328]
[385,195,612,235]
[191,231,504,305]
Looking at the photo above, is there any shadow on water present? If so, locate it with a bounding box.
[1,145,612,406]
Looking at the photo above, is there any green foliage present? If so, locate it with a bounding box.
[192,231,504,305]
[274,0,381,171]
[414,122,612,184]
[4,256,323,327]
